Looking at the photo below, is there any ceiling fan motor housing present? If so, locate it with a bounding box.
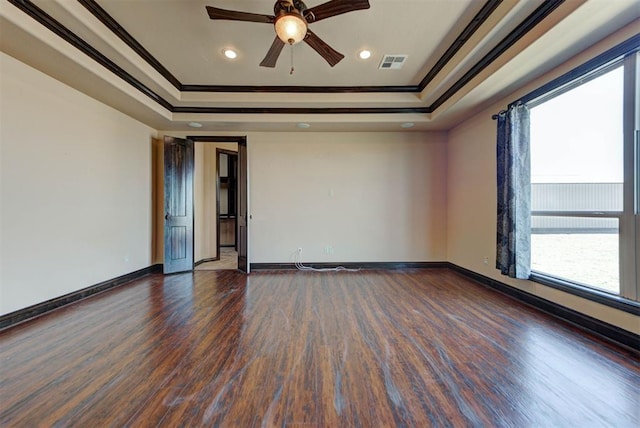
[275,0,308,16]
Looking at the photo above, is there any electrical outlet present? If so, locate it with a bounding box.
[483,256,489,265]
[297,247,302,253]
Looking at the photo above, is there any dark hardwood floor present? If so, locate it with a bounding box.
[1,269,638,427]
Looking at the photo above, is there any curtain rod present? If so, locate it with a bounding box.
[491,110,506,120]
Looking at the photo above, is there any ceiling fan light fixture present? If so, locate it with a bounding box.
[275,13,307,45]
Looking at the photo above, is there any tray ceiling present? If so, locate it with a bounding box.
[1,0,639,131]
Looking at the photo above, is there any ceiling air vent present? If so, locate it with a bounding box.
[379,54,408,70]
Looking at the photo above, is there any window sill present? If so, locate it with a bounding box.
[529,272,640,316]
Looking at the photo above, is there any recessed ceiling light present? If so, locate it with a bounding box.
[297,122,311,129]
[359,50,372,60]
[188,122,203,128]
[223,48,237,59]
[400,122,415,129]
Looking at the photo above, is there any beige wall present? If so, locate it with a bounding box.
[248,132,448,263]
[159,131,448,265]
[447,27,640,334]
[0,52,156,315]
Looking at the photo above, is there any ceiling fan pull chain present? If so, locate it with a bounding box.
[290,44,295,75]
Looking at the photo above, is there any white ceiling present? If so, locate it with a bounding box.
[1,0,639,132]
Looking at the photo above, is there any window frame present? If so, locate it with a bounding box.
[512,35,640,315]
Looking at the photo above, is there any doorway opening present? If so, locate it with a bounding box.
[163,135,248,273]
[194,144,237,271]
[217,149,238,251]
[192,136,247,272]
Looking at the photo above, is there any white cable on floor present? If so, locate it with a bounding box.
[293,249,360,272]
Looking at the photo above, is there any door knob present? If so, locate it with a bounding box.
[165,212,171,220]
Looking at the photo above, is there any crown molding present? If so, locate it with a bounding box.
[7,0,567,116]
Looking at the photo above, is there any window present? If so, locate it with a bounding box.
[526,47,638,303]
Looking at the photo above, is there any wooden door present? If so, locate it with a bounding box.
[237,141,249,273]
[163,136,194,274]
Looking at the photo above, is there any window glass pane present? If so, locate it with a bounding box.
[531,216,619,294]
[530,66,623,211]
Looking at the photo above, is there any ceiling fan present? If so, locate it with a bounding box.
[206,0,370,68]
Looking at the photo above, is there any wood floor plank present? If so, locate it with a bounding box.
[1,269,638,427]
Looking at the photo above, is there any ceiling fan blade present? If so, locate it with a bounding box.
[304,0,370,23]
[304,29,344,67]
[260,37,286,68]
[205,6,274,23]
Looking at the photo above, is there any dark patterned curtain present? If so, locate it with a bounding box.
[496,104,531,279]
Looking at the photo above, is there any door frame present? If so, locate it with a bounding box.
[216,148,239,259]
[188,136,249,273]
